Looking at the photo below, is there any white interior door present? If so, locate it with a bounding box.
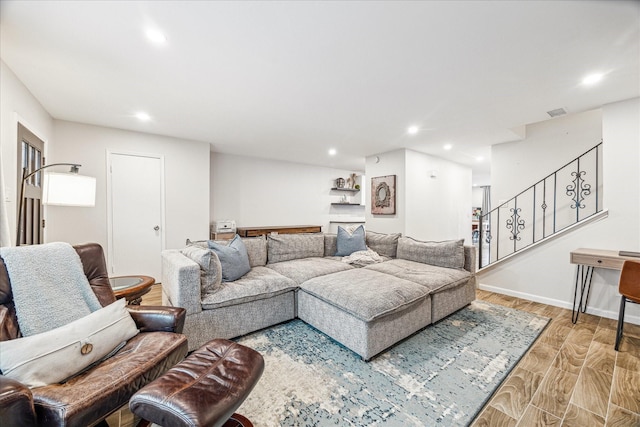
[108,152,164,280]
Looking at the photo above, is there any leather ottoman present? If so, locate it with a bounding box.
[129,339,264,427]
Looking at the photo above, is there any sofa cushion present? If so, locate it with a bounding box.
[324,234,338,257]
[201,266,297,310]
[397,237,465,269]
[366,231,401,258]
[267,233,324,263]
[364,259,472,293]
[0,298,139,388]
[299,269,429,322]
[267,257,354,285]
[335,225,367,256]
[208,235,251,282]
[180,245,222,294]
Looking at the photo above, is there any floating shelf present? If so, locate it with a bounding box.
[331,187,359,192]
[331,203,361,206]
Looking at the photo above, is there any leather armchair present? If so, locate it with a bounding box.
[0,243,188,427]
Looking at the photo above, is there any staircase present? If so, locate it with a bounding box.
[479,142,604,269]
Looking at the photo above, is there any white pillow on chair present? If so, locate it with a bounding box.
[0,298,139,388]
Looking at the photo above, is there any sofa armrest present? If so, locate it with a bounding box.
[161,250,202,315]
[127,305,186,334]
[463,245,477,275]
[0,375,36,427]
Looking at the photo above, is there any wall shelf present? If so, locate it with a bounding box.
[331,202,361,206]
[331,187,360,192]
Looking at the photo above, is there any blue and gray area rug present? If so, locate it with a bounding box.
[236,301,549,426]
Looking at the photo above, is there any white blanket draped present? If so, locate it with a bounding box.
[0,242,102,336]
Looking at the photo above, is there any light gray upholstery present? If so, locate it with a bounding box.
[267,257,354,285]
[300,269,429,322]
[397,237,465,269]
[267,233,324,263]
[366,230,401,258]
[161,233,476,358]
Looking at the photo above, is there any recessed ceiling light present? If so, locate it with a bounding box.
[443,144,453,150]
[582,73,603,86]
[328,148,337,156]
[135,112,151,121]
[407,126,419,135]
[145,28,167,45]
[476,156,484,162]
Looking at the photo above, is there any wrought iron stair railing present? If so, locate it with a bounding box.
[479,142,603,269]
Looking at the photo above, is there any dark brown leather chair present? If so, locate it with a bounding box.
[0,243,189,427]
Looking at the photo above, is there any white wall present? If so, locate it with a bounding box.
[479,99,640,324]
[365,148,472,242]
[210,152,363,233]
[472,186,484,209]
[48,121,210,253]
[491,109,602,205]
[0,61,53,246]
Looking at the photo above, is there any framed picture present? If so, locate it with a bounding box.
[371,175,396,215]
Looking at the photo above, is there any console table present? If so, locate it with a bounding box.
[236,225,322,237]
[569,248,639,323]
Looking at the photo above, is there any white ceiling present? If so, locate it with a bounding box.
[1,1,638,185]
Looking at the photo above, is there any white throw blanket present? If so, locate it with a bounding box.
[0,242,102,336]
[341,248,384,268]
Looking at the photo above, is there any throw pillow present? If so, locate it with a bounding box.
[335,225,367,256]
[180,245,222,294]
[208,235,251,282]
[396,237,465,269]
[0,298,139,388]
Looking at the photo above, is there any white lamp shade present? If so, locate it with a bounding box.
[43,172,96,207]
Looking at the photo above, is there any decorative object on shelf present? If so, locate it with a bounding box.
[335,177,345,189]
[472,207,481,220]
[340,195,349,204]
[346,173,357,189]
[371,175,396,215]
[355,184,360,190]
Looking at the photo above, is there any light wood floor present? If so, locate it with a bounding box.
[111,285,640,427]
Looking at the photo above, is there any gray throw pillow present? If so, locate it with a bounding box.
[335,225,367,256]
[208,235,251,282]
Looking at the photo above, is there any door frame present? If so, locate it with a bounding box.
[106,150,166,276]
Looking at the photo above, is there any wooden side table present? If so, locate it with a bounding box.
[110,275,155,305]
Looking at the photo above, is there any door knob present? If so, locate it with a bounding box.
[154,226,160,231]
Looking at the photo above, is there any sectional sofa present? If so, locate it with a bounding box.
[161,231,476,360]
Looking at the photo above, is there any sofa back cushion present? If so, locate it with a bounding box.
[397,237,465,269]
[238,237,267,267]
[324,234,338,257]
[366,231,401,258]
[267,234,324,263]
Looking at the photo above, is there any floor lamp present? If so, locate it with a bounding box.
[16,163,96,246]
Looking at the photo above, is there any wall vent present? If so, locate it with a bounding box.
[547,108,567,118]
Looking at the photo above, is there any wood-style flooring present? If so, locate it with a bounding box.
[472,289,640,427]
[109,285,640,427]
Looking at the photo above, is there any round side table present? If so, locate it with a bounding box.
[109,275,155,305]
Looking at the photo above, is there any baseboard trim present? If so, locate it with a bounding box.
[478,283,640,326]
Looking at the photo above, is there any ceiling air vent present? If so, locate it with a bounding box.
[547,108,567,118]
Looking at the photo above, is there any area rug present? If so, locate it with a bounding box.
[235,301,549,426]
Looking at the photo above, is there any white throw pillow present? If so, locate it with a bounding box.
[0,298,139,388]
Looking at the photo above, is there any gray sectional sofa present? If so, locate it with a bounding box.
[161,231,476,360]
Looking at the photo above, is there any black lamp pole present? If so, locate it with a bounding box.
[16,163,81,246]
